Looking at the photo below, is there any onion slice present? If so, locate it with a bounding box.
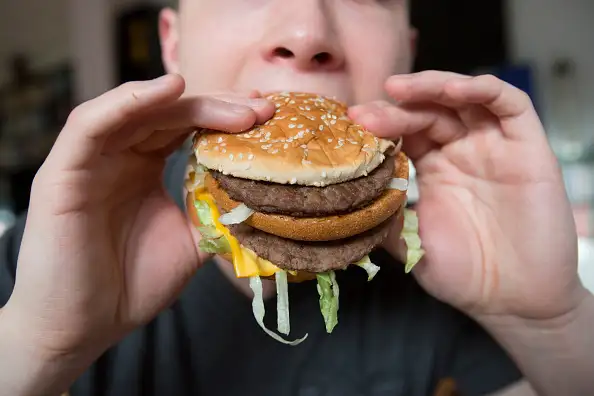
[275,271,290,335]
[219,204,254,225]
[388,177,408,191]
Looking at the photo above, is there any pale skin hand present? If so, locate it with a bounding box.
[0,74,275,394]
[350,71,593,395]
[350,70,586,320]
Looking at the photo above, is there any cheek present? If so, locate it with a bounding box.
[178,25,255,94]
[346,28,410,103]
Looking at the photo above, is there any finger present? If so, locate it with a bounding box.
[387,72,544,142]
[104,96,274,153]
[348,101,466,160]
[141,96,275,132]
[444,74,544,140]
[49,74,185,170]
[386,71,470,107]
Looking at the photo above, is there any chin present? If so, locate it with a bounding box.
[185,91,422,345]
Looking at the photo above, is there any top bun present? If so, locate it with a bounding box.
[193,92,396,186]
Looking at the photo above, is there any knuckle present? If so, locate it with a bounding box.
[66,101,92,126]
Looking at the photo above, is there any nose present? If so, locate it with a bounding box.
[261,2,345,72]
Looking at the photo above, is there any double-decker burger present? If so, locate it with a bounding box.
[185,92,423,345]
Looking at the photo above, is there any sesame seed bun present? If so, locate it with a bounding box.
[204,151,409,242]
[193,92,397,186]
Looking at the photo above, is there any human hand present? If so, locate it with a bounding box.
[348,71,587,322]
[1,75,274,370]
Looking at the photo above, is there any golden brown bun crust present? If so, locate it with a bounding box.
[193,92,397,186]
[185,193,317,283]
[204,151,409,242]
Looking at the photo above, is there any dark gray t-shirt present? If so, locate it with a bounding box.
[0,151,522,396]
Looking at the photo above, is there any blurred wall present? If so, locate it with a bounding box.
[0,0,71,86]
[507,0,594,136]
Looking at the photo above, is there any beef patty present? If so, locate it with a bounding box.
[211,155,396,217]
[227,216,394,272]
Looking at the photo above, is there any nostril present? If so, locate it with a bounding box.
[313,52,332,65]
[272,47,294,59]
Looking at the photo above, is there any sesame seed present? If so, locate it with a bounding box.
[330,120,337,125]
[270,149,279,154]
[300,144,307,149]
[229,154,234,161]
[302,159,312,165]
[319,125,324,131]
[287,137,293,142]
[297,124,304,129]
[305,106,311,110]
[290,117,298,121]
[238,153,243,160]
[289,124,296,129]
[284,143,289,149]
[217,137,223,143]
[261,144,272,150]
[248,154,254,160]
[328,138,333,143]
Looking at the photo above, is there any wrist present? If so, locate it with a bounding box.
[476,288,594,396]
[0,306,96,396]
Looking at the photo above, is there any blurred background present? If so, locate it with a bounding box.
[0,0,592,290]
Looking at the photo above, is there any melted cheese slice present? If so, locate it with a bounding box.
[194,191,281,278]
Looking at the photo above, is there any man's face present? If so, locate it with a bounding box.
[160,0,414,106]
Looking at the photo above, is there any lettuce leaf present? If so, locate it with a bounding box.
[194,200,231,254]
[354,255,380,281]
[316,272,339,333]
[249,276,307,346]
[198,234,231,254]
[402,208,425,273]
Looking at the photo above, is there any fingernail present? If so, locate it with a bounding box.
[246,98,271,108]
[228,104,253,115]
[349,105,363,116]
[360,112,378,123]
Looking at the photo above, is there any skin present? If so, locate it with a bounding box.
[0,1,592,395]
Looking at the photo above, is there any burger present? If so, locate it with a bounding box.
[185,92,423,345]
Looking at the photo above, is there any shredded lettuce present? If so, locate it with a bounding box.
[249,276,307,346]
[275,271,290,335]
[194,200,231,254]
[316,272,340,333]
[354,255,380,281]
[402,208,425,273]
